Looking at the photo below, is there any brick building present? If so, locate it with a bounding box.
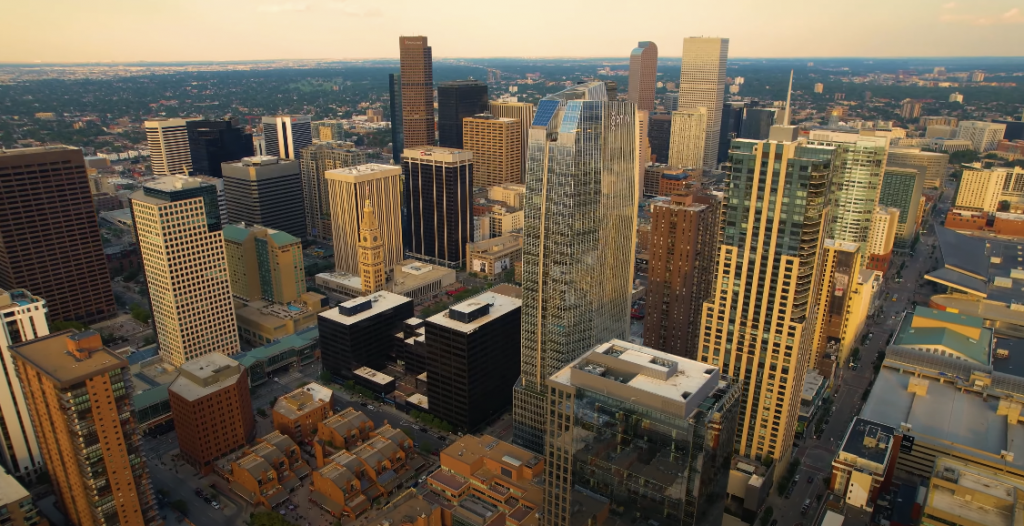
[272,383,333,442]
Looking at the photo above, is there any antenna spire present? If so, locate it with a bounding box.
[784,69,794,126]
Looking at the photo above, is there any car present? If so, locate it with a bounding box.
[414,442,420,448]
[367,405,376,411]
[419,475,427,483]
[801,499,811,514]
[359,402,368,407]
[334,406,343,412]
[194,489,204,497]
[824,419,830,426]
[203,497,212,504]
[415,426,425,432]
[807,475,814,483]
[211,502,221,510]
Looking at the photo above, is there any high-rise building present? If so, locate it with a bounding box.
[664,91,679,112]
[311,120,346,143]
[399,36,435,148]
[878,164,925,251]
[718,102,745,163]
[186,118,254,177]
[955,165,1024,212]
[957,121,1008,152]
[866,206,899,272]
[222,223,306,303]
[678,37,729,168]
[0,146,116,324]
[10,330,160,526]
[627,41,658,112]
[357,200,386,295]
[698,133,837,466]
[221,156,305,239]
[462,113,522,187]
[811,240,877,367]
[168,353,254,475]
[542,339,741,526]
[437,81,488,149]
[389,73,404,165]
[0,469,46,526]
[262,115,313,160]
[512,82,638,454]
[130,176,239,367]
[994,118,1024,142]
[900,99,923,120]
[668,108,707,169]
[739,108,776,140]
[648,112,673,164]
[325,163,404,275]
[643,191,721,359]
[0,289,47,483]
[146,118,194,176]
[886,148,948,189]
[319,292,414,381]
[402,147,474,266]
[488,100,534,177]
[299,141,370,240]
[192,175,229,224]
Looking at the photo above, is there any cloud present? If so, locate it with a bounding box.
[325,1,382,17]
[1003,7,1021,19]
[256,2,308,12]
[940,6,1024,25]
[942,2,955,8]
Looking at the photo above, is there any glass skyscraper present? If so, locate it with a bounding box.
[512,82,639,454]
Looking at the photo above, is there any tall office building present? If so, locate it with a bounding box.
[866,206,899,272]
[811,240,869,367]
[437,80,488,149]
[0,146,116,324]
[399,36,435,148]
[648,113,673,164]
[668,108,708,169]
[628,41,658,112]
[130,176,239,367]
[221,156,306,239]
[994,118,1024,142]
[463,114,522,187]
[900,99,923,120]
[145,118,194,176]
[186,118,254,177]
[718,102,745,163]
[319,292,413,381]
[222,223,306,303]
[10,330,160,526]
[488,100,535,177]
[739,108,776,140]
[299,141,370,240]
[402,147,474,266]
[357,200,386,295]
[262,115,313,160]
[886,148,948,189]
[878,164,924,250]
[957,121,1007,152]
[389,73,404,165]
[0,289,46,483]
[325,163,404,274]
[678,37,729,168]
[310,120,346,143]
[512,82,639,454]
[697,133,837,466]
[643,191,721,359]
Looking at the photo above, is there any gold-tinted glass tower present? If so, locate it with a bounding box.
[627,42,658,112]
[358,200,386,295]
[463,114,522,187]
[399,36,434,148]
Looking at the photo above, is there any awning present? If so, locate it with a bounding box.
[230,481,258,504]
[292,462,312,479]
[309,490,345,517]
[266,488,291,508]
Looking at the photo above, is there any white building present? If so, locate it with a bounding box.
[957,121,1007,152]
[262,115,313,160]
[668,108,707,170]
[0,290,47,483]
[145,118,194,176]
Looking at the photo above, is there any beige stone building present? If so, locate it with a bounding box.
[223,223,306,303]
[487,101,534,176]
[812,241,882,366]
[668,108,707,169]
[234,293,327,347]
[298,141,368,241]
[956,165,1024,212]
[463,114,522,187]
[326,164,404,275]
[886,148,949,189]
[466,233,522,278]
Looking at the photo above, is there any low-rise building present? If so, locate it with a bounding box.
[225,430,314,509]
[233,292,328,347]
[314,408,375,467]
[893,307,993,365]
[0,469,47,526]
[234,326,319,386]
[466,234,522,278]
[922,456,1024,526]
[725,456,774,523]
[830,417,900,510]
[272,383,334,442]
[316,261,456,304]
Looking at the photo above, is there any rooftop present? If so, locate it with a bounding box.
[235,327,318,368]
[927,457,1022,526]
[0,469,29,507]
[274,383,332,420]
[324,163,401,183]
[222,223,301,246]
[837,417,898,467]
[9,330,127,387]
[466,234,523,256]
[427,291,522,333]
[401,147,473,163]
[0,289,44,311]
[169,353,244,402]
[824,239,861,253]
[318,291,412,326]
[234,295,324,324]
[927,229,1024,322]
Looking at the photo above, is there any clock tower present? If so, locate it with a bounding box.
[358,200,386,295]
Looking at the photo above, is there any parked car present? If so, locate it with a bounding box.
[807,475,814,483]
[367,404,376,411]
[210,502,221,510]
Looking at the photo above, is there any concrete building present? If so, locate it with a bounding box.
[311,120,348,143]
[262,115,313,160]
[221,156,305,239]
[886,148,949,190]
[223,223,306,303]
[466,234,522,278]
[830,417,900,510]
[926,125,955,138]
[957,121,1007,152]
[9,330,159,526]
[0,290,47,483]
[485,183,525,208]
[878,164,925,251]
[233,292,327,347]
[678,37,729,168]
[900,99,923,120]
[234,327,319,386]
[145,118,193,175]
[487,101,534,177]
[648,112,673,164]
[437,81,488,149]
[298,141,369,240]
[892,307,993,365]
[812,241,881,366]
[168,353,254,475]
[462,114,521,187]
[399,36,434,148]
[628,41,658,112]
[668,108,707,169]
[543,340,741,526]
[0,469,47,526]
[273,383,333,442]
[326,163,405,275]
[921,457,1024,526]
[867,206,900,272]
[814,83,824,93]
[315,261,455,304]
[402,148,474,266]
[643,192,721,359]
[955,165,1024,212]
[131,176,239,367]
[726,456,775,523]
[319,292,413,381]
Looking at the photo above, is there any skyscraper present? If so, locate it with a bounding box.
[357,200,386,295]
[389,73,404,165]
[399,36,435,148]
[678,37,729,168]
[668,108,708,169]
[627,41,658,112]
[878,164,924,250]
[402,147,474,266]
[437,80,488,149]
[0,289,47,483]
[718,102,745,163]
[886,148,948,189]
[262,115,313,160]
[512,82,639,454]
[698,132,837,466]
[130,176,240,367]
[299,141,370,240]
[463,113,522,187]
[221,156,306,239]
[186,118,254,177]
[146,118,194,176]
[739,108,776,140]
[325,163,405,274]
[0,146,116,324]
[222,223,306,303]
[488,100,535,177]
[648,112,673,164]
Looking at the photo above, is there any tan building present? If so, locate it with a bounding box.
[628,42,658,112]
[326,164,404,275]
[830,417,900,510]
[488,101,534,176]
[358,200,386,295]
[669,108,707,169]
[400,36,435,148]
[463,114,522,187]
[921,456,1024,526]
[678,37,729,168]
[168,353,254,475]
[227,431,312,509]
[486,183,526,208]
[867,206,899,272]
[299,141,370,240]
[956,165,1024,212]
[273,383,333,442]
[10,330,160,526]
[886,147,949,189]
[131,177,239,367]
[233,292,327,347]
[145,118,194,176]
[476,202,523,239]
[223,223,306,303]
[0,469,47,526]
[466,233,522,278]
[812,241,881,366]
[315,261,456,303]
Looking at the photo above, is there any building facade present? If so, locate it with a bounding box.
[437,81,488,149]
[186,118,254,177]
[262,115,313,160]
[0,290,46,483]
[389,73,404,165]
[402,148,474,266]
[0,469,46,526]
[867,206,899,272]
[399,36,435,148]
[319,292,414,381]
[272,383,333,442]
[462,114,522,187]
[221,156,306,239]
[878,165,925,251]
[648,113,673,164]
[298,141,370,240]
[222,223,306,303]
[957,121,1007,152]
[325,163,405,275]
[628,41,658,112]
[668,108,708,169]
[955,165,1024,212]
[488,101,534,177]
[357,201,386,295]
[886,148,949,189]
[146,118,193,176]
[678,37,730,168]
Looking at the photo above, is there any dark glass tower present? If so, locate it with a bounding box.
[717,102,745,163]
[437,80,488,149]
[186,118,254,177]
[402,147,473,266]
[739,108,776,140]
[648,113,673,164]
[389,73,404,165]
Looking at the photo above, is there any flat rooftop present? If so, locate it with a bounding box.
[169,353,244,402]
[838,417,897,466]
[318,291,412,325]
[274,383,332,419]
[324,163,401,183]
[927,457,1022,526]
[825,239,860,252]
[466,234,523,256]
[10,330,127,387]
[0,289,44,311]
[427,291,522,333]
[927,229,1024,324]
[0,469,29,507]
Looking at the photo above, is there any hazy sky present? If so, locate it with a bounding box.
[3,0,1024,63]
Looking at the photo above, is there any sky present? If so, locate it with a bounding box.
[2,0,1024,63]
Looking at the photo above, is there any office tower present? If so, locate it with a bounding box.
[221,156,305,239]
[603,80,619,100]
[325,163,404,274]
[168,353,254,475]
[814,83,824,93]
[262,115,313,160]
[402,147,473,266]
[956,165,1024,212]
[0,289,46,482]
[437,81,488,149]
[637,109,650,170]
[811,240,870,367]
[668,108,707,169]
[628,41,658,112]
[949,92,964,103]
[886,148,948,189]
[0,147,116,324]
[739,108,776,140]
[994,118,1024,142]
[311,120,346,143]
[130,176,239,367]
[389,73,404,165]
[878,164,924,250]
[253,133,266,156]
[488,100,534,177]
[223,223,306,303]
[648,113,673,164]
[542,339,740,526]
[0,470,45,526]
[866,206,899,272]
[957,121,1007,152]
[643,191,721,359]
[299,141,370,240]
[697,134,837,465]
[463,114,522,187]
[512,82,639,454]
[664,92,680,112]
[399,36,435,148]
[926,125,955,138]
[718,102,745,163]
[357,201,386,295]
[186,118,254,177]
[900,99,923,120]
[319,292,414,381]
[145,118,193,176]
[424,289,521,431]
[10,330,159,526]
[678,37,729,168]
[192,175,229,223]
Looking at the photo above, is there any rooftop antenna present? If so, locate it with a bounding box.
[783,69,794,126]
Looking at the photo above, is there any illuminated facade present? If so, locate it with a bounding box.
[299,141,369,240]
[678,37,729,168]
[668,108,708,169]
[627,42,658,113]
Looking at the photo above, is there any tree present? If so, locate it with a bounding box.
[129,303,151,324]
[256,408,267,417]
[759,506,774,526]
[249,511,297,526]
[52,321,88,332]
[949,149,979,166]
[319,370,333,383]
[170,499,188,515]
[142,334,156,346]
